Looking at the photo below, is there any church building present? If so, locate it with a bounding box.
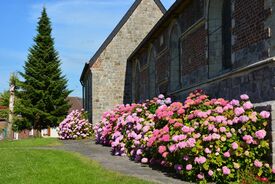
[126,0,275,104]
[81,0,275,123]
[80,0,166,123]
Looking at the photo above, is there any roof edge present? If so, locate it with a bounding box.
[88,0,166,68]
[80,63,90,83]
[154,0,167,14]
[128,0,184,62]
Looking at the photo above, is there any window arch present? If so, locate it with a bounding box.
[148,46,156,98]
[208,0,232,77]
[222,0,232,69]
[133,60,140,103]
[169,23,181,92]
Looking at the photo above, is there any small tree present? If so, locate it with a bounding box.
[19,7,71,136]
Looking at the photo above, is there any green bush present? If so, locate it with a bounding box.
[0,109,8,120]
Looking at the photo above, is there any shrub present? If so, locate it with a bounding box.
[58,110,92,140]
[94,90,274,183]
[0,109,8,120]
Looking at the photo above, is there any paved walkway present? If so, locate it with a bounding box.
[50,140,190,184]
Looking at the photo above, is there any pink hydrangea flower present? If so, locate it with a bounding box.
[226,132,232,138]
[162,134,170,142]
[255,130,266,139]
[172,135,179,142]
[223,151,230,158]
[162,151,168,158]
[136,149,142,155]
[158,145,166,154]
[234,107,245,116]
[242,135,254,144]
[215,106,224,114]
[194,156,206,164]
[169,144,177,152]
[158,94,165,99]
[230,99,240,106]
[186,164,192,171]
[141,158,148,164]
[142,125,150,133]
[254,160,263,168]
[211,133,221,140]
[197,173,204,179]
[240,94,249,100]
[208,170,214,176]
[260,111,270,119]
[239,115,249,123]
[205,148,212,154]
[183,155,189,161]
[174,164,183,171]
[177,141,187,149]
[220,127,226,132]
[243,101,253,110]
[222,166,231,175]
[231,142,238,150]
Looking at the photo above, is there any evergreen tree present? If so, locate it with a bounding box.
[19,7,71,132]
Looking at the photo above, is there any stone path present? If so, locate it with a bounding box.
[50,140,190,184]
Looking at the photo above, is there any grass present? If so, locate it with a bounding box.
[0,138,154,184]
[0,137,61,148]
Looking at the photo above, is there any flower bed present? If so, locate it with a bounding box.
[93,90,274,183]
[58,110,92,140]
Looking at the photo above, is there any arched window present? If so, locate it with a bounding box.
[222,0,232,69]
[133,60,140,102]
[208,0,232,77]
[148,47,156,98]
[169,23,181,91]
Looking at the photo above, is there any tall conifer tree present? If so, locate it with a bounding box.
[19,8,71,132]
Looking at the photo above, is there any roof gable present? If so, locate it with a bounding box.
[80,0,166,82]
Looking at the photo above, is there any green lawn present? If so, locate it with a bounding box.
[0,138,61,148]
[0,139,154,184]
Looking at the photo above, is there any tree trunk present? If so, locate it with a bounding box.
[34,115,41,138]
[7,84,15,139]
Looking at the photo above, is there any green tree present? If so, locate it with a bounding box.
[0,90,9,107]
[0,91,9,120]
[19,7,71,134]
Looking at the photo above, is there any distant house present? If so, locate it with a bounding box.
[0,119,7,140]
[41,97,82,138]
[67,97,83,113]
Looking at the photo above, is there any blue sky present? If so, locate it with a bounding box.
[0,0,175,97]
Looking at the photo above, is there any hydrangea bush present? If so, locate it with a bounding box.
[58,110,92,140]
[93,90,274,183]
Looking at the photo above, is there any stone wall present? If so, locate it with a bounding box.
[172,58,275,103]
[90,0,164,123]
[128,0,274,104]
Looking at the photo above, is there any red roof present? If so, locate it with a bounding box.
[0,106,8,110]
[67,97,83,113]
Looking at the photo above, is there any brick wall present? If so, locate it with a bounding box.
[232,0,270,51]
[232,0,271,68]
[127,0,275,104]
[156,52,169,83]
[181,25,207,76]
